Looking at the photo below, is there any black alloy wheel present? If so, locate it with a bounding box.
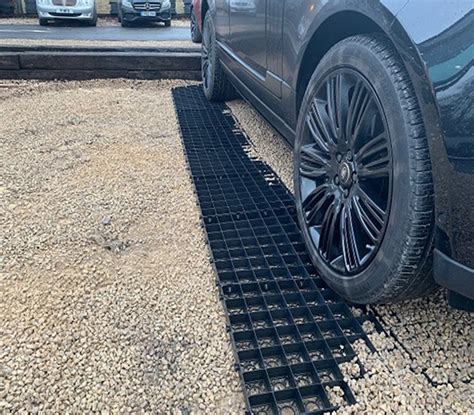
[201,15,212,92]
[295,34,437,303]
[297,68,392,275]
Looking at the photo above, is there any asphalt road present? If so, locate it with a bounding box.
[0,23,189,41]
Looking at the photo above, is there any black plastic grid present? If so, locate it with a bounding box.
[173,85,377,414]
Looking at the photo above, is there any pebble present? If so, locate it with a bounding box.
[101,216,111,226]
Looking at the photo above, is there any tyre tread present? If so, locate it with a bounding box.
[343,34,437,303]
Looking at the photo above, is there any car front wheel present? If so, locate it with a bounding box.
[294,34,437,304]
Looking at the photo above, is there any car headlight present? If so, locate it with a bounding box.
[161,0,170,9]
[78,0,92,6]
[122,0,133,8]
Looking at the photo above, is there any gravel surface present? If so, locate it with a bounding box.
[1,80,471,413]
[0,39,198,49]
[0,80,244,413]
[228,99,474,414]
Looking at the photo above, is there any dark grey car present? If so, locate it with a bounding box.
[117,0,172,27]
[199,0,474,308]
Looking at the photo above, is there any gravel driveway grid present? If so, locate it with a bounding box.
[0,80,244,413]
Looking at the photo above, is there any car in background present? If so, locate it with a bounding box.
[190,0,202,43]
[117,0,172,27]
[36,0,97,26]
[200,0,474,309]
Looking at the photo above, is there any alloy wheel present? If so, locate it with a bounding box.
[296,68,393,275]
[201,20,212,90]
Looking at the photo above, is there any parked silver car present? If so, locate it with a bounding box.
[36,0,97,26]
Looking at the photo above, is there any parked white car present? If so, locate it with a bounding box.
[36,0,97,26]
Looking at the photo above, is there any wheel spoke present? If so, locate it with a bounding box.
[326,76,339,141]
[346,81,373,144]
[353,195,380,243]
[326,74,350,143]
[357,132,387,160]
[358,156,390,178]
[299,144,330,178]
[356,187,385,224]
[356,132,390,178]
[302,185,331,226]
[319,201,340,261]
[306,98,333,152]
[340,202,360,271]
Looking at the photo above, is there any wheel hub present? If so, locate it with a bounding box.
[338,160,353,188]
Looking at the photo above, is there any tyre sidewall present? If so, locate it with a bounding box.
[202,13,217,100]
[295,38,416,303]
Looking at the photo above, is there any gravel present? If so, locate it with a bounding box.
[0,39,198,50]
[228,99,474,414]
[0,80,244,413]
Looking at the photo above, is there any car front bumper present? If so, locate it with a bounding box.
[121,6,171,22]
[434,249,474,301]
[37,4,95,19]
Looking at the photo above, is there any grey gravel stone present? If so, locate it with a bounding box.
[101,216,111,226]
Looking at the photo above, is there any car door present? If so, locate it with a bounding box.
[229,0,266,76]
[214,0,230,45]
[223,0,285,99]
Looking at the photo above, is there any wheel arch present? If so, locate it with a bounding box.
[296,11,384,116]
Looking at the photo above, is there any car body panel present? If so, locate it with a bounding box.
[205,0,474,298]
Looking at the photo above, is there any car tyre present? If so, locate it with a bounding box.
[201,12,236,102]
[88,11,98,26]
[190,7,202,43]
[294,34,437,304]
[39,18,48,26]
[121,19,130,27]
[164,20,171,27]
